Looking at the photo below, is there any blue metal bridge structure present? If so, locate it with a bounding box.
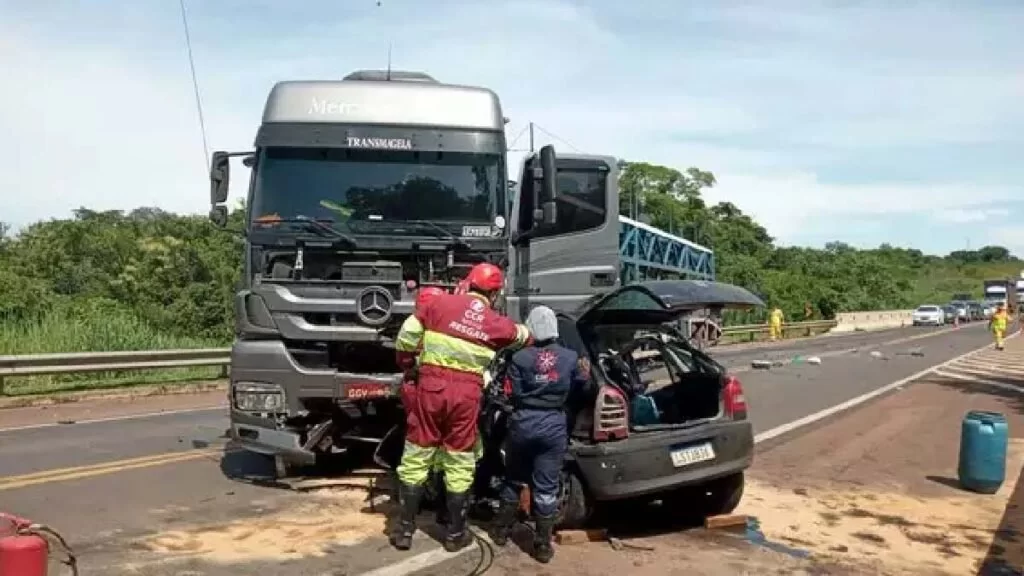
[619,216,715,283]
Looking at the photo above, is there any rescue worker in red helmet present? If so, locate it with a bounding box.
[391,263,531,552]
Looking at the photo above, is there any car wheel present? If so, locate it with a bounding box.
[664,472,745,518]
[702,472,745,516]
[556,468,593,529]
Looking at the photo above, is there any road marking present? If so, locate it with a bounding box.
[0,405,225,434]
[725,323,982,374]
[357,527,492,576]
[0,448,227,491]
[753,331,1018,444]
[932,369,1024,394]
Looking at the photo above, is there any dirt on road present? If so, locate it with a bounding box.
[470,346,1024,576]
[745,370,1024,575]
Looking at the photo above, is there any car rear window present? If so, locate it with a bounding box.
[916,306,940,312]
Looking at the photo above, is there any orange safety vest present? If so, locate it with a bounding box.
[395,293,530,381]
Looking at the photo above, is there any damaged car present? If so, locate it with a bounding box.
[376,279,764,528]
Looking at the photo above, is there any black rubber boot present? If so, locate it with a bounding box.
[532,513,556,564]
[434,475,450,526]
[489,499,519,546]
[442,490,473,552]
[389,482,423,551]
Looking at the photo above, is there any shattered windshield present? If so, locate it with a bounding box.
[250,147,503,236]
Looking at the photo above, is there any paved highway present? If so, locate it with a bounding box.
[0,322,997,575]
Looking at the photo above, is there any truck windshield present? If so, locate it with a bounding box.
[250,147,501,235]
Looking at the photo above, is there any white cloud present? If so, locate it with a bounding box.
[1,0,1023,254]
[933,208,1011,225]
[706,173,1019,244]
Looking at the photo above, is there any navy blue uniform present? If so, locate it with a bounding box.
[500,341,590,516]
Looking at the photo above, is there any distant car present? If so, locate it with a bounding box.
[949,300,970,322]
[966,301,985,321]
[942,305,958,324]
[913,305,945,326]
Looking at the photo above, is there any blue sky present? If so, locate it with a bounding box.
[2,1,1024,256]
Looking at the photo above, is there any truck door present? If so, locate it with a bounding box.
[506,155,620,321]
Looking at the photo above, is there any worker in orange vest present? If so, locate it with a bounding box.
[990,303,1009,351]
[391,263,531,552]
[768,307,784,341]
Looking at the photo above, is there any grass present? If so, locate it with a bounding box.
[0,305,226,397]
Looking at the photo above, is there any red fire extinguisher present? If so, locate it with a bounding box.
[0,513,78,576]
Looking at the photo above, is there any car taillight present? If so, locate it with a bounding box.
[723,375,747,420]
[594,386,629,441]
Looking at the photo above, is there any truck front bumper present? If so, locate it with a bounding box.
[229,411,317,466]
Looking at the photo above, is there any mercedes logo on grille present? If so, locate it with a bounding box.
[356,286,394,327]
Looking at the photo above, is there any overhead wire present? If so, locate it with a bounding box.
[178,0,211,172]
[506,124,530,151]
[530,123,582,153]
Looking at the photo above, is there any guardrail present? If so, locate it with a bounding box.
[719,320,837,343]
[0,321,840,395]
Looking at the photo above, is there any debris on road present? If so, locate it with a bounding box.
[555,529,608,545]
[806,356,822,365]
[752,360,773,370]
[704,513,748,530]
[607,535,656,552]
[895,347,925,357]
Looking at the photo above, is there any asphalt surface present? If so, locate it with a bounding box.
[0,322,998,575]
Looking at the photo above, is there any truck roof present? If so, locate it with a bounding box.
[260,71,505,131]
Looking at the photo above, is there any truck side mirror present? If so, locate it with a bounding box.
[538,145,558,226]
[210,151,231,205]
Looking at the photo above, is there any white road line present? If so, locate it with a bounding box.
[356,528,492,576]
[941,364,1023,380]
[753,334,1015,444]
[0,405,225,434]
[358,332,1019,576]
[932,369,1024,394]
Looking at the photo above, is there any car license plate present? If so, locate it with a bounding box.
[344,382,391,400]
[670,442,716,468]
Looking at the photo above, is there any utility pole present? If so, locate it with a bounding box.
[529,122,535,153]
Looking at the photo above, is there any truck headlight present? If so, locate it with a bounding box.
[233,381,285,412]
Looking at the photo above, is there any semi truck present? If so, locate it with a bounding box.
[207,70,715,474]
[983,278,1018,313]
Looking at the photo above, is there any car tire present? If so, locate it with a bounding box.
[664,472,745,518]
[703,472,745,516]
[556,468,593,529]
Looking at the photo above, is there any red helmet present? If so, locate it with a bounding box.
[465,263,504,293]
[415,286,446,311]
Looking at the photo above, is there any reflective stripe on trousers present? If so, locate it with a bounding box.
[397,441,478,493]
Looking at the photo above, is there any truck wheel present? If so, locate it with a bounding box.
[556,469,593,529]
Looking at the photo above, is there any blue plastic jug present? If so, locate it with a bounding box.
[630,395,660,426]
[957,410,1008,494]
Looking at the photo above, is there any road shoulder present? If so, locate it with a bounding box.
[743,347,1024,575]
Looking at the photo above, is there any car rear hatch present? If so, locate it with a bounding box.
[568,280,763,498]
[572,280,762,429]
